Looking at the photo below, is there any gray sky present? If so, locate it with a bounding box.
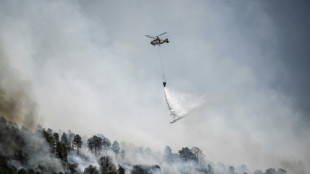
[0,0,309,173]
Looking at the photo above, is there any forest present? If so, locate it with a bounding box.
[0,116,287,174]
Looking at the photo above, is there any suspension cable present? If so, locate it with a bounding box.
[157,46,166,82]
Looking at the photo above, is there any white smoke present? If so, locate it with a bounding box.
[67,146,123,173]
[68,150,99,173]
[163,87,204,123]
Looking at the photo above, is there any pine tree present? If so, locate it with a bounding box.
[118,166,125,174]
[73,134,82,155]
[111,141,120,158]
[43,130,56,153]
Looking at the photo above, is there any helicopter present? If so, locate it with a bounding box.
[145,32,169,46]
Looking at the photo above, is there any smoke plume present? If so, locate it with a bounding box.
[0,47,63,173]
[0,48,37,128]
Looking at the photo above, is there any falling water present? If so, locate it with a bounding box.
[163,87,204,123]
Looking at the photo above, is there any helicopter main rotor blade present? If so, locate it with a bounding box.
[145,35,156,39]
[157,32,167,37]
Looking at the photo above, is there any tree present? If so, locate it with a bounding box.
[68,130,75,150]
[111,141,120,158]
[14,150,29,165]
[145,147,151,155]
[118,166,125,174]
[278,168,287,174]
[138,146,144,154]
[120,150,125,161]
[87,136,103,155]
[60,133,70,150]
[27,169,36,174]
[253,170,264,174]
[68,163,78,174]
[99,156,115,173]
[47,128,53,135]
[178,147,198,162]
[93,136,103,155]
[191,147,204,165]
[56,142,68,162]
[207,164,214,174]
[265,168,276,174]
[53,133,59,142]
[84,165,99,174]
[88,137,95,153]
[7,166,18,174]
[17,168,27,174]
[163,146,172,163]
[73,134,82,155]
[131,165,160,174]
[131,165,146,174]
[228,166,236,174]
[43,130,56,153]
[102,137,111,156]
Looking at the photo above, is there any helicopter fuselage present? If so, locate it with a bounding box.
[151,37,169,46]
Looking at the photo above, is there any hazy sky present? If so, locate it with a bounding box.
[0,0,309,173]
